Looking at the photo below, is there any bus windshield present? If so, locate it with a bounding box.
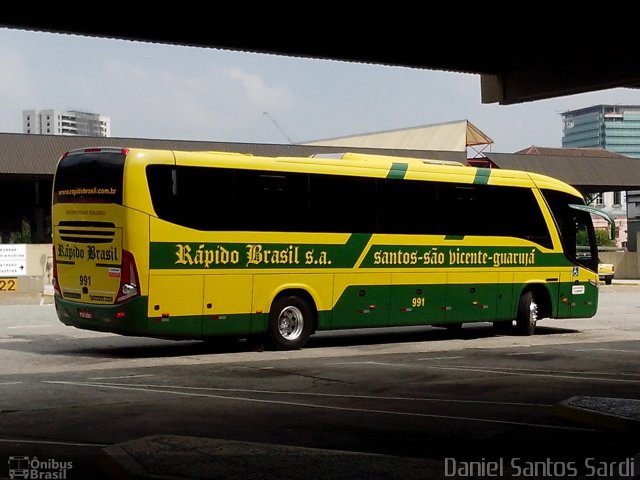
[542,189,599,272]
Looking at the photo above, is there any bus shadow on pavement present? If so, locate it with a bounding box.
[0,324,581,359]
[60,336,264,358]
[306,324,580,349]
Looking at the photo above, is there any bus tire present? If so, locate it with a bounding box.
[267,295,313,350]
[515,291,538,336]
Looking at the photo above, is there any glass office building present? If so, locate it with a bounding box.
[562,104,640,157]
[562,105,640,249]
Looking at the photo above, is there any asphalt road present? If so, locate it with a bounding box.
[0,284,639,479]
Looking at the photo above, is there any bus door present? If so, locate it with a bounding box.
[556,205,603,318]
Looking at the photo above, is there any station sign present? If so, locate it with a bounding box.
[0,245,27,277]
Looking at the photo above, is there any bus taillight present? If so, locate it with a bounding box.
[115,250,140,303]
[52,246,62,297]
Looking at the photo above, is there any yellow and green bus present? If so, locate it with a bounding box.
[52,147,607,350]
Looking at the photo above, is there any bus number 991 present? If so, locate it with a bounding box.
[80,275,91,287]
[412,297,425,308]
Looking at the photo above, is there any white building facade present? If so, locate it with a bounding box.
[23,109,111,137]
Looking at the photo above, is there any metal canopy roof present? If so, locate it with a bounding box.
[2,134,638,196]
[0,133,465,176]
[0,20,638,105]
[302,120,492,152]
[483,151,640,194]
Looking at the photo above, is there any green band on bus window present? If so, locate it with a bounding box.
[473,168,491,185]
[387,162,408,179]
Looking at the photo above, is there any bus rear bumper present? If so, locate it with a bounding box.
[54,295,149,336]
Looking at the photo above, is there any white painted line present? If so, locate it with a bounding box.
[505,352,545,356]
[325,361,405,367]
[45,381,582,432]
[427,364,640,377]
[87,374,155,380]
[416,356,463,361]
[0,382,21,385]
[575,348,639,354]
[48,381,549,407]
[47,380,590,431]
[427,365,640,383]
[7,324,53,329]
[0,437,107,447]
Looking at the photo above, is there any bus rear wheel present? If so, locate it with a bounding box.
[515,291,538,336]
[267,295,313,350]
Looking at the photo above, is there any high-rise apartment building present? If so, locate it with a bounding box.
[23,109,111,137]
[561,104,640,248]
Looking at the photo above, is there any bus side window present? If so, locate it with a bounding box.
[438,183,492,236]
[147,165,237,230]
[236,170,309,232]
[493,186,552,249]
[309,174,377,233]
[378,178,437,234]
[147,165,176,221]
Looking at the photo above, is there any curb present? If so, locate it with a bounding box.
[553,396,640,432]
[97,435,443,480]
[99,445,157,480]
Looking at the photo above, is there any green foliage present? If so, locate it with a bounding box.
[576,228,616,247]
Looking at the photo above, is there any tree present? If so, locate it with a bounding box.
[576,228,616,247]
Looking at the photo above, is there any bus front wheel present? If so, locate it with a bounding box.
[267,295,313,350]
[515,291,538,336]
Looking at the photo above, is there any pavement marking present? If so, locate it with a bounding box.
[575,348,639,354]
[427,365,640,383]
[45,380,589,432]
[87,374,155,380]
[56,381,549,407]
[327,359,640,379]
[505,351,546,356]
[6,324,53,329]
[0,437,107,447]
[0,382,21,385]
[416,356,464,361]
[326,361,409,367]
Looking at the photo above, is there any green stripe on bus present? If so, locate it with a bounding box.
[387,162,408,179]
[324,280,597,329]
[149,233,372,270]
[473,168,491,185]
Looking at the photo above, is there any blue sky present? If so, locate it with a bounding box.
[3,26,640,152]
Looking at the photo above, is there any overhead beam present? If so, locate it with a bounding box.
[2,21,640,105]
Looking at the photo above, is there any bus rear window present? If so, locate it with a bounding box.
[53,149,125,204]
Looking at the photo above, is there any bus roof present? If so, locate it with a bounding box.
[116,147,583,199]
